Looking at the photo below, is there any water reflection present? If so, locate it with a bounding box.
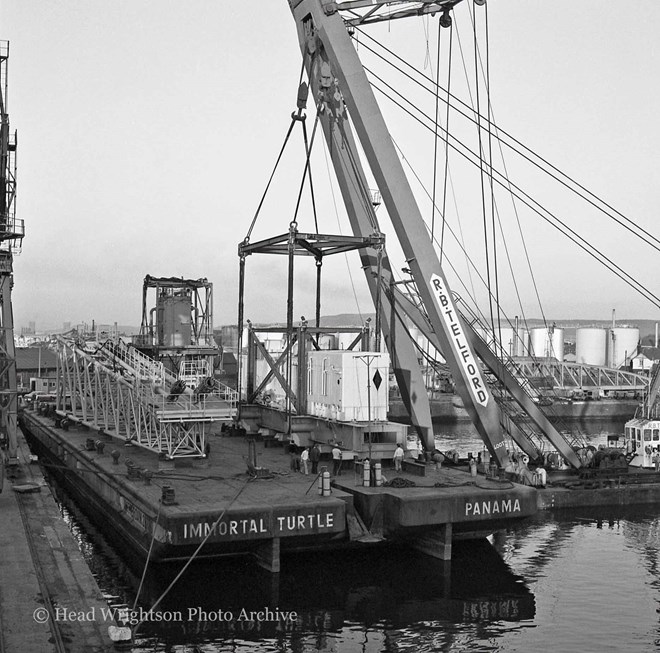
[53,482,534,650]
[46,422,660,653]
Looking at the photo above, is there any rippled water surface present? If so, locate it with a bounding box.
[52,419,660,652]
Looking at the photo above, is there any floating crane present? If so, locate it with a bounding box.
[285,1,582,468]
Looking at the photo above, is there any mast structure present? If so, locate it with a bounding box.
[286,0,581,467]
[0,41,24,468]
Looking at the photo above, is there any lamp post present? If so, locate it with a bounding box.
[356,353,378,461]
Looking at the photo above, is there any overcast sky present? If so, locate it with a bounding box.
[2,1,659,333]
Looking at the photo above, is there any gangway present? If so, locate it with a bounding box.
[56,335,238,458]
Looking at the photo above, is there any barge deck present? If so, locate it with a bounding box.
[20,408,536,571]
[20,405,660,575]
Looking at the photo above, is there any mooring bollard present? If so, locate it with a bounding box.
[374,462,382,487]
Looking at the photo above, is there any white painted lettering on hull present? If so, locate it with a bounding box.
[465,499,521,517]
[182,511,336,540]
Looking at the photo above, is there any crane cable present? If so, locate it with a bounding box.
[459,7,548,343]
[471,5,497,349]
[132,478,253,638]
[360,22,544,334]
[353,26,660,255]
[245,60,307,242]
[365,71,660,308]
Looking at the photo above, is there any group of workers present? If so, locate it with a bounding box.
[286,441,551,487]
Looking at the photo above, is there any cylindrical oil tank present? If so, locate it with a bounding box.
[473,325,495,352]
[529,327,564,361]
[576,327,607,366]
[516,328,531,357]
[317,334,337,350]
[608,327,639,368]
[495,327,515,358]
[157,294,192,347]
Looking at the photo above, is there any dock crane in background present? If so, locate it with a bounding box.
[0,41,25,478]
[286,0,582,468]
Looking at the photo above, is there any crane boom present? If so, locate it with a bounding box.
[287,1,510,465]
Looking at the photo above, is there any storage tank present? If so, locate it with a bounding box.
[473,324,527,358]
[157,294,191,347]
[529,327,564,361]
[494,327,515,358]
[608,327,639,368]
[576,327,607,366]
[516,328,531,357]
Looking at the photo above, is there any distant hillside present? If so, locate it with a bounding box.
[319,313,376,327]
[316,314,660,343]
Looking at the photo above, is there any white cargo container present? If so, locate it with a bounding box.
[307,350,389,422]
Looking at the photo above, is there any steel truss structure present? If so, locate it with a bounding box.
[244,323,369,413]
[56,336,238,458]
[325,0,463,27]
[510,359,648,393]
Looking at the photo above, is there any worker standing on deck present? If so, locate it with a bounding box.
[301,447,310,475]
[393,444,404,472]
[332,445,342,476]
[653,448,660,472]
[310,443,321,475]
[288,442,298,471]
[535,465,547,488]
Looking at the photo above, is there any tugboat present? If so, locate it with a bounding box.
[622,366,660,468]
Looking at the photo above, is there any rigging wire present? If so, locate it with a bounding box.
[294,111,322,230]
[245,60,308,241]
[133,478,253,637]
[321,135,364,321]
[245,117,297,241]
[471,6,497,342]
[352,26,660,254]
[393,137,513,330]
[361,17,545,337]
[474,0,506,380]
[430,18,441,240]
[461,7,548,335]
[440,22,454,263]
[364,70,660,308]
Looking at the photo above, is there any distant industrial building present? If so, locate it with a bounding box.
[16,346,57,393]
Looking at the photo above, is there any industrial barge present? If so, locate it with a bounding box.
[12,0,660,576]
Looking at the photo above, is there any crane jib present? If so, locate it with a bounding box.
[430,274,489,408]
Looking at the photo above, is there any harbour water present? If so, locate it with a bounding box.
[46,419,660,652]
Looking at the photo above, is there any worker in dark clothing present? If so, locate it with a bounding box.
[310,443,321,475]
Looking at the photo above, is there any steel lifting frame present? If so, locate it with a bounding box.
[244,323,369,414]
[237,224,380,432]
